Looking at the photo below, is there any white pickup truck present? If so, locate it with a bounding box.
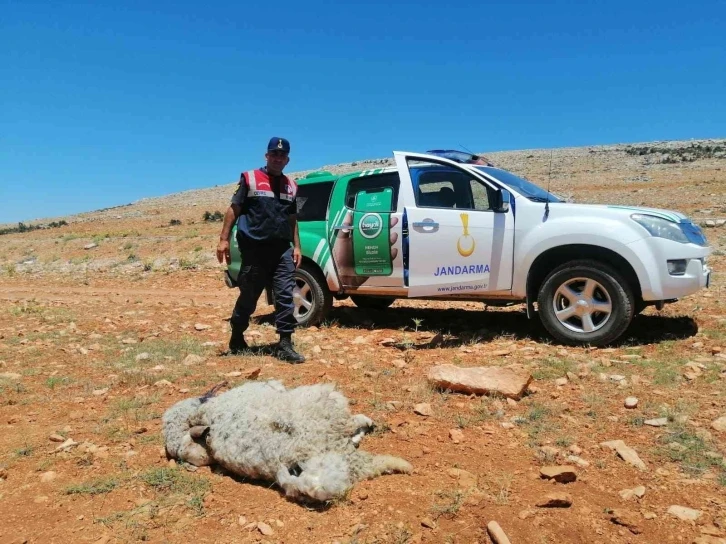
[226,150,712,346]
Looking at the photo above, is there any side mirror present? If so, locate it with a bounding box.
[494,189,510,213]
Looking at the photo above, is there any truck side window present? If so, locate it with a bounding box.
[412,161,497,211]
[345,173,400,210]
[297,181,334,221]
[469,180,492,211]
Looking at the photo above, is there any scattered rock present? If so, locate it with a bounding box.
[135,353,150,361]
[225,371,242,378]
[0,466,8,480]
[54,438,78,453]
[601,440,647,471]
[486,521,512,544]
[182,354,205,366]
[92,388,109,396]
[667,505,702,521]
[413,403,433,416]
[448,468,477,489]
[609,509,642,534]
[693,536,726,544]
[711,416,726,433]
[427,364,532,400]
[154,380,173,388]
[83,243,97,250]
[386,401,403,411]
[619,486,646,500]
[540,466,577,484]
[555,377,568,387]
[194,323,211,331]
[244,367,261,380]
[645,418,668,427]
[257,522,274,536]
[420,518,436,529]
[0,372,22,380]
[40,471,57,483]
[49,434,65,443]
[449,429,464,443]
[624,397,639,409]
[536,493,572,508]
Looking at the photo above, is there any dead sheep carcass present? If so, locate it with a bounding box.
[162,379,412,503]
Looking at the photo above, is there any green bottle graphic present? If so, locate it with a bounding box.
[353,188,393,276]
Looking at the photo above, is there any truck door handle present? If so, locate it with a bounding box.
[412,220,439,228]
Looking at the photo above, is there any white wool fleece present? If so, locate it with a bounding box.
[162,380,412,503]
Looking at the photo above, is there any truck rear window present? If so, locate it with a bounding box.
[296,182,334,221]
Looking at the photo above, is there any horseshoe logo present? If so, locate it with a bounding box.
[457,213,475,257]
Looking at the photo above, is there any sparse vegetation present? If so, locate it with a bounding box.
[202,210,224,222]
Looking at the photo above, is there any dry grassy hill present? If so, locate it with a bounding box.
[1,138,725,279]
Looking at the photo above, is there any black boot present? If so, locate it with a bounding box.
[275,334,305,364]
[228,324,249,355]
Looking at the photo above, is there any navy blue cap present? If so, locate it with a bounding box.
[267,137,290,153]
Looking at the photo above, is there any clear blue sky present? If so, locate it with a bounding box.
[2,0,724,224]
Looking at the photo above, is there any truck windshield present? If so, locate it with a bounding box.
[475,166,564,203]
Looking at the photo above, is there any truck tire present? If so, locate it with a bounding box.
[350,295,396,310]
[293,263,333,327]
[536,259,634,347]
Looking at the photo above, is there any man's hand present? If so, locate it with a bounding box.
[217,239,231,264]
[292,246,302,268]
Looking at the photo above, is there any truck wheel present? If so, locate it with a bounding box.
[537,260,634,347]
[293,263,333,327]
[350,295,396,310]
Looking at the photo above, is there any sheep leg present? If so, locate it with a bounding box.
[189,425,210,439]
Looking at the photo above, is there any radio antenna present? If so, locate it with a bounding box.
[544,149,552,220]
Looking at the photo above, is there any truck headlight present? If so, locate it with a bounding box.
[631,214,689,244]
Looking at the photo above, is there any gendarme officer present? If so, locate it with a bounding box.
[216,137,305,363]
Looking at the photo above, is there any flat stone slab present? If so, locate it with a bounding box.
[427,364,532,400]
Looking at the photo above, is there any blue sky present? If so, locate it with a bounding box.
[1,0,724,224]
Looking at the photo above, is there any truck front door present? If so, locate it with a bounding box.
[394,152,515,297]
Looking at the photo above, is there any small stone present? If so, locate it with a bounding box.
[257,522,274,536]
[555,377,568,386]
[609,509,642,534]
[135,353,150,361]
[83,243,97,250]
[449,429,464,443]
[624,397,638,409]
[712,416,726,433]
[540,466,577,484]
[413,403,432,416]
[194,323,211,331]
[486,521,512,544]
[421,518,436,529]
[238,516,248,526]
[40,471,57,483]
[54,438,78,452]
[667,505,702,521]
[49,434,65,443]
[600,440,647,471]
[645,418,668,427]
[154,380,172,387]
[92,388,109,396]
[619,486,646,500]
[182,354,205,366]
[536,493,572,508]
[244,367,261,380]
[225,371,242,378]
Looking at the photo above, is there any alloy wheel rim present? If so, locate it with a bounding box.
[551,277,613,334]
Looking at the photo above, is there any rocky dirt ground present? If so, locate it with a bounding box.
[1,139,726,544]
